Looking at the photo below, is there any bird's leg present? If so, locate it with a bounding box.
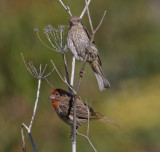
[79,69,85,77]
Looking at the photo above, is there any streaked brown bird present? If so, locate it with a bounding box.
[67,16,110,91]
[49,89,119,128]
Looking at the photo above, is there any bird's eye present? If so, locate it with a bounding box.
[77,20,79,22]
[55,93,59,96]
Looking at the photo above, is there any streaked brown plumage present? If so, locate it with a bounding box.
[67,16,110,91]
[49,89,119,128]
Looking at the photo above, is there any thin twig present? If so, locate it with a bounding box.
[21,124,37,152]
[80,0,91,19]
[77,132,97,152]
[21,125,26,152]
[21,54,53,152]
[87,106,90,137]
[34,29,57,51]
[85,0,94,32]
[76,105,97,152]
[62,52,71,90]
[76,1,106,93]
[50,60,77,95]
[59,0,72,16]
[45,78,54,88]
[94,10,107,33]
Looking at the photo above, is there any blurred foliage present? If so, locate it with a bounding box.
[0,0,160,151]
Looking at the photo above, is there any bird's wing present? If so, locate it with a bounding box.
[83,26,102,64]
[75,99,91,119]
[82,24,95,44]
[58,97,92,119]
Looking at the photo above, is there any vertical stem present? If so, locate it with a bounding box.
[72,97,77,152]
[29,79,41,131]
[70,57,76,89]
[28,133,37,152]
[71,57,76,152]
[21,125,26,152]
[62,52,70,86]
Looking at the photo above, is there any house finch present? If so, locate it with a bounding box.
[67,16,110,91]
[49,89,119,128]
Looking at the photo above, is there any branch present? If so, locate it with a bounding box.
[80,0,91,19]
[61,51,71,92]
[50,60,77,95]
[70,57,76,89]
[77,104,97,152]
[21,125,26,152]
[29,79,41,131]
[85,0,94,32]
[21,54,54,151]
[76,0,107,93]
[77,132,97,152]
[74,6,107,152]
[59,0,72,16]
[94,10,107,34]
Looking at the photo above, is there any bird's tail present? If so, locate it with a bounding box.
[90,61,110,91]
[89,106,119,128]
[98,115,120,128]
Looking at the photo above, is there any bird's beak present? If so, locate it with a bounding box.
[48,95,54,100]
[70,22,74,26]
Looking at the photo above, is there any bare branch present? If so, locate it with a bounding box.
[29,79,41,131]
[85,0,94,32]
[94,10,107,33]
[51,60,77,95]
[76,105,97,152]
[76,1,106,93]
[21,123,37,152]
[34,28,57,51]
[62,52,70,88]
[20,79,41,152]
[45,78,55,88]
[21,53,54,151]
[28,133,37,152]
[80,0,91,19]
[77,132,97,152]
[59,0,72,16]
[21,53,54,79]
[21,53,36,78]
[87,106,90,137]
[70,57,76,88]
[21,125,26,152]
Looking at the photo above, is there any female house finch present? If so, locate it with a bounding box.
[49,89,119,128]
[67,16,110,91]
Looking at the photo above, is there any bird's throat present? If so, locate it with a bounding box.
[52,100,58,110]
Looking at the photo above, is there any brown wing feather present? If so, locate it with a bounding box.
[58,97,91,119]
[82,24,95,44]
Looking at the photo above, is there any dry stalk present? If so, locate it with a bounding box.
[21,53,53,152]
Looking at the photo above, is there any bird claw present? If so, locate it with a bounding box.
[80,70,85,77]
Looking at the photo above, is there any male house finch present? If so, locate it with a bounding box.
[49,89,119,128]
[67,16,110,91]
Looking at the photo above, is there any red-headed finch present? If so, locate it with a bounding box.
[49,89,119,128]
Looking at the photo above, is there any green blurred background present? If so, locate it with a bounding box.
[0,0,160,151]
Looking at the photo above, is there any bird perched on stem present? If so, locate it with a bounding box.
[49,89,119,128]
[67,16,110,91]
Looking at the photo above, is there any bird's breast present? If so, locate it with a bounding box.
[52,100,58,110]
